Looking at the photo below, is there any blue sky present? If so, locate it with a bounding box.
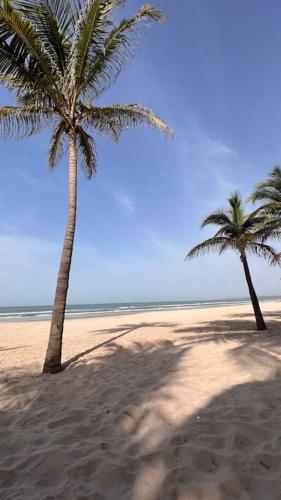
[1,0,281,306]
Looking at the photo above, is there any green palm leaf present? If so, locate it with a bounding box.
[0,0,58,81]
[80,103,172,140]
[77,126,97,179]
[246,242,280,265]
[251,166,281,204]
[186,237,236,260]
[0,105,54,138]
[68,0,107,95]
[48,118,67,168]
[14,0,73,72]
[83,3,163,97]
[201,211,232,228]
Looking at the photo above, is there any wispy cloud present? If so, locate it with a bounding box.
[176,120,256,217]
[102,182,137,217]
[114,191,136,217]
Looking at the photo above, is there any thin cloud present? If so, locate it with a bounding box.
[101,182,137,217]
[115,191,136,217]
[176,121,256,216]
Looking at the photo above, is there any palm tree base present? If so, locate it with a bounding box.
[257,325,267,331]
[42,362,63,375]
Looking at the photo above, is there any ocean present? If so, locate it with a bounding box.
[0,296,280,322]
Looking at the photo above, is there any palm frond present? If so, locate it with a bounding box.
[0,1,57,81]
[251,187,281,204]
[0,38,66,110]
[250,166,281,204]
[258,202,281,213]
[201,211,232,229]
[0,105,55,138]
[0,70,37,94]
[0,1,66,110]
[67,0,109,95]
[14,0,73,73]
[48,118,67,169]
[213,226,236,238]
[76,126,97,179]
[227,191,242,209]
[186,237,236,260]
[83,3,163,97]
[0,42,42,92]
[251,218,281,242]
[246,242,281,265]
[227,191,245,226]
[80,103,172,140]
[242,213,268,231]
[16,89,54,109]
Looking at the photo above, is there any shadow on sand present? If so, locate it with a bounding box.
[62,322,177,368]
[1,315,281,498]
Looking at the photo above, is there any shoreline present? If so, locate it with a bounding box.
[0,296,280,324]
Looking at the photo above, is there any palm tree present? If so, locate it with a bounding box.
[250,167,281,241]
[251,166,281,212]
[0,0,171,374]
[186,192,280,331]
[250,166,281,225]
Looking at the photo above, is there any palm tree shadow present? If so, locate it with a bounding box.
[1,325,281,498]
[173,317,281,373]
[139,371,281,499]
[229,310,281,320]
[0,338,189,498]
[174,318,281,345]
[62,322,178,369]
[0,346,28,352]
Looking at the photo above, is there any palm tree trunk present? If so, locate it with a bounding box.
[240,254,267,331]
[42,129,78,374]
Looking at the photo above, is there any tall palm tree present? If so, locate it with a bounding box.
[186,192,280,331]
[0,0,171,374]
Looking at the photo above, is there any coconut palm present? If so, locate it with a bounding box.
[250,167,281,241]
[186,192,280,331]
[251,166,281,213]
[0,0,171,373]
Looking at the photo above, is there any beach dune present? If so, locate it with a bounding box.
[1,302,281,499]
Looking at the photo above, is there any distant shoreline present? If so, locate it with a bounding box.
[0,296,280,323]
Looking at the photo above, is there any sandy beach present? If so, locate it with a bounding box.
[1,301,281,499]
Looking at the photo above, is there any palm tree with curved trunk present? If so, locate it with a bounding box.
[186,192,280,331]
[0,0,171,373]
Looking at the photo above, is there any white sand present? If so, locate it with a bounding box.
[1,301,281,499]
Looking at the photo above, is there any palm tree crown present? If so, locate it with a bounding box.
[0,0,171,171]
[186,192,279,263]
[250,166,281,210]
[250,166,281,240]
